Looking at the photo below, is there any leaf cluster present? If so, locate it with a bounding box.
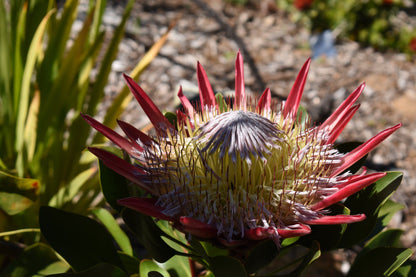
[0,0,170,274]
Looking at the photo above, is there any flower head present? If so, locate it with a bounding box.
[83,51,400,246]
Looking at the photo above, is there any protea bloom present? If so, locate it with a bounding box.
[83,52,400,247]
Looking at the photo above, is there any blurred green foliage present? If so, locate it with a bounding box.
[0,0,170,274]
[277,0,416,55]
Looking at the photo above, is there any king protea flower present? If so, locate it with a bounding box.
[83,51,400,247]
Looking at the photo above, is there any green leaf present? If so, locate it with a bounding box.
[339,171,403,247]
[199,240,228,258]
[156,220,194,256]
[48,167,97,208]
[281,236,299,247]
[47,263,128,277]
[159,255,192,277]
[15,8,55,176]
[39,206,124,272]
[23,89,40,162]
[139,259,170,277]
[2,242,69,277]
[86,0,134,117]
[118,252,140,275]
[392,260,416,277]
[362,229,403,255]
[209,256,247,277]
[373,199,405,236]
[98,160,130,212]
[244,239,279,274]
[0,192,33,215]
[91,208,133,255]
[0,169,40,199]
[121,208,177,263]
[37,0,78,92]
[35,261,71,277]
[347,247,412,277]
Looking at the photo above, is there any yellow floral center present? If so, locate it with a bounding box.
[149,107,343,240]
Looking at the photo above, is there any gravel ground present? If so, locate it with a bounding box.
[83,0,416,273]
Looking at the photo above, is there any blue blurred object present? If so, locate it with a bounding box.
[309,30,337,59]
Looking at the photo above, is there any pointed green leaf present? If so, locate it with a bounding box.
[86,0,134,116]
[91,208,132,255]
[374,199,405,235]
[365,229,403,249]
[23,89,40,162]
[39,206,124,271]
[391,260,416,277]
[48,167,97,208]
[38,0,78,92]
[347,247,412,277]
[15,8,55,175]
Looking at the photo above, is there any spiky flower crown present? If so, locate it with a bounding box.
[83,51,400,246]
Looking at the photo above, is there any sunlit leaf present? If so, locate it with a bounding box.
[15,8,55,175]
[48,167,97,208]
[347,247,412,277]
[92,208,133,255]
[23,89,40,162]
[158,255,192,277]
[0,192,33,215]
[139,259,170,277]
